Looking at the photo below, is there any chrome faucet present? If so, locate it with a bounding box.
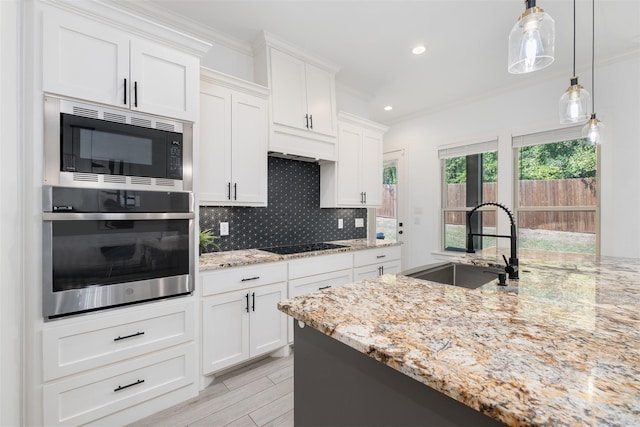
[466,202,519,280]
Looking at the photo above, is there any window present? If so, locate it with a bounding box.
[439,140,498,253]
[513,126,599,260]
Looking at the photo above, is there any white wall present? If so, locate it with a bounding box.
[0,0,24,425]
[385,55,640,270]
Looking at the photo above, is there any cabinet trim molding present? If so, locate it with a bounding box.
[253,31,341,74]
[201,67,270,99]
[41,0,211,57]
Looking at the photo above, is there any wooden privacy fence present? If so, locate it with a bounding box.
[378,184,396,218]
[445,178,597,233]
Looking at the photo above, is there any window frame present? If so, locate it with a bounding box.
[439,140,498,253]
[512,127,601,258]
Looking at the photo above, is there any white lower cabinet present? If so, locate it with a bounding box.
[287,252,353,342]
[353,246,402,280]
[41,299,197,426]
[201,263,288,375]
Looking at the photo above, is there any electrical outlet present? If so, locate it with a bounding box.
[338,219,343,229]
[355,218,364,228]
[220,222,229,236]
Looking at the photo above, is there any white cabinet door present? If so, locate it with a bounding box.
[337,124,363,206]
[231,91,268,204]
[202,290,250,375]
[305,63,336,137]
[361,130,384,206]
[249,283,288,357]
[43,9,129,108]
[130,39,199,121]
[43,9,198,121]
[270,48,307,131]
[199,83,232,203]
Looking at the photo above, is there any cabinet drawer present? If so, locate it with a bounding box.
[201,262,287,296]
[43,343,195,426]
[354,260,402,281]
[353,246,401,267]
[43,299,194,381]
[288,252,352,279]
[289,269,353,297]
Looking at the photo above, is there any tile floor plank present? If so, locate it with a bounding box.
[223,356,293,391]
[261,409,294,427]
[249,392,293,426]
[189,378,293,427]
[224,415,258,427]
[266,365,293,384]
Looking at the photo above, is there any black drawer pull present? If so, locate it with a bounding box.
[376,255,387,259]
[245,293,250,313]
[252,292,256,312]
[114,331,145,342]
[318,285,331,290]
[241,276,260,282]
[114,379,144,392]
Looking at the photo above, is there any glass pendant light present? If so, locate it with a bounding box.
[559,0,590,124]
[508,0,556,74]
[582,0,603,144]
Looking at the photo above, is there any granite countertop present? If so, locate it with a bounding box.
[199,239,400,271]
[278,256,640,427]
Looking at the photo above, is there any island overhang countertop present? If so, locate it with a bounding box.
[278,256,640,427]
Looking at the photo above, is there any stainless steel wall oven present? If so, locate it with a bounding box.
[42,186,194,320]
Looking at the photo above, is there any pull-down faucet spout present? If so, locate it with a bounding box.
[466,202,519,280]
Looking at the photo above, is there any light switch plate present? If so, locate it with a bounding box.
[338,219,343,229]
[355,218,364,228]
[220,222,229,236]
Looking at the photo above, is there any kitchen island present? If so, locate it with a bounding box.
[278,256,640,426]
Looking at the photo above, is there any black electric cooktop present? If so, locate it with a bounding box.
[261,242,347,255]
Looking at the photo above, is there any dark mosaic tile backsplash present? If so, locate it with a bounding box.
[200,156,367,252]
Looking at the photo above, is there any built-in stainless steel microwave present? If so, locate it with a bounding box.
[44,95,193,191]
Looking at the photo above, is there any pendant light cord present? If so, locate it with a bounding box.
[573,0,576,77]
[591,0,596,112]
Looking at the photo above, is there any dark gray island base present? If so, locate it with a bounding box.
[294,322,504,427]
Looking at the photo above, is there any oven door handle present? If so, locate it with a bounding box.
[42,212,195,221]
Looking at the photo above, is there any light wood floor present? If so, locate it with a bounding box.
[129,353,294,427]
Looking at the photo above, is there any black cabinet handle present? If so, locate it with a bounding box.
[245,293,249,313]
[241,276,260,282]
[227,182,231,200]
[364,192,367,204]
[318,285,331,290]
[134,81,138,107]
[252,292,255,311]
[360,192,364,204]
[114,379,144,392]
[305,114,309,129]
[376,255,386,259]
[399,230,404,235]
[114,331,144,342]
[381,266,384,275]
[123,78,127,105]
[378,266,383,276]
[309,114,313,129]
[234,183,237,200]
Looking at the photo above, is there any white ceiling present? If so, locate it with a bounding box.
[118,0,640,124]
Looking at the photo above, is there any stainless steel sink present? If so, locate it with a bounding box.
[402,262,500,289]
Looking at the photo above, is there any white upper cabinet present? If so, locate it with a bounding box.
[254,33,340,161]
[199,69,269,206]
[42,8,199,121]
[320,112,388,208]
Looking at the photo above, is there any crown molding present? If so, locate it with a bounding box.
[338,111,388,133]
[200,67,269,98]
[40,0,212,57]
[107,0,254,56]
[335,82,374,103]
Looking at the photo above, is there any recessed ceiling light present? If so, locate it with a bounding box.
[384,106,393,111]
[412,45,426,55]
